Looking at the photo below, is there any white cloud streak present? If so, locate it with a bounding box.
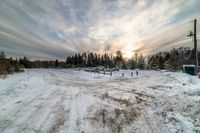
[0,0,200,59]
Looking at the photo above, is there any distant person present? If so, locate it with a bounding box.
[136,71,138,77]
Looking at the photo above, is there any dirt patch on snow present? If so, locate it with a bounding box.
[148,85,172,90]
[48,107,70,133]
[134,92,154,104]
[91,107,139,133]
[102,92,132,107]
[85,92,142,133]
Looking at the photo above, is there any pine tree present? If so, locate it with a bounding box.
[82,52,87,67]
[77,53,83,67]
[0,50,23,75]
[0,50,5,60]
[127,54,136,69]
[55,59,59,67]
[115,50,123,68]
[158,53,164,69]
[0,51,7,75]
[74,54,78,66]
[165,48,180,71]
[138,54,145,69]
[19,56,32,68]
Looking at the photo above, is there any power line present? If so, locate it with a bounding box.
[136,34,189,51]
[138,37,192,53]
[133,20,194,54]
[154,20,193,35]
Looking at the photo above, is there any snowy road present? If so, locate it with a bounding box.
[0,69,200,133]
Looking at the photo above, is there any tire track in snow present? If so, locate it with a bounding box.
[0,86,56,133]
[38,89,71,133]
[0,70,67,133]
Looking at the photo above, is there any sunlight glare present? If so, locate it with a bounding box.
[124,48,134,59]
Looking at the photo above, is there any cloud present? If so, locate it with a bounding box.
[0,0,199,59]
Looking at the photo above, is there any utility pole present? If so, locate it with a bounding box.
[188,19,198,67]
[194,19,198,67]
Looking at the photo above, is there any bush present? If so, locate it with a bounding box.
[0,50,24,76]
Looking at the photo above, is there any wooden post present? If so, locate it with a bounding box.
[131,72,133,77]
[110,71,112,76]
[122,73,124,77]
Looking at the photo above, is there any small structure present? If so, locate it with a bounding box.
[182,65,196,76]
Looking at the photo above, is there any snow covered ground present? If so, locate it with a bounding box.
[0,69,200,133]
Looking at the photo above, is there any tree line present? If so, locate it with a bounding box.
[0,47,199,76]
[0,51,22,75]
[147,47,199,71]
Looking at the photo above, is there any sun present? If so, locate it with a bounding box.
[124,49,134,59]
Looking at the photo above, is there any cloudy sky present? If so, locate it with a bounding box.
[0,0,200,59]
